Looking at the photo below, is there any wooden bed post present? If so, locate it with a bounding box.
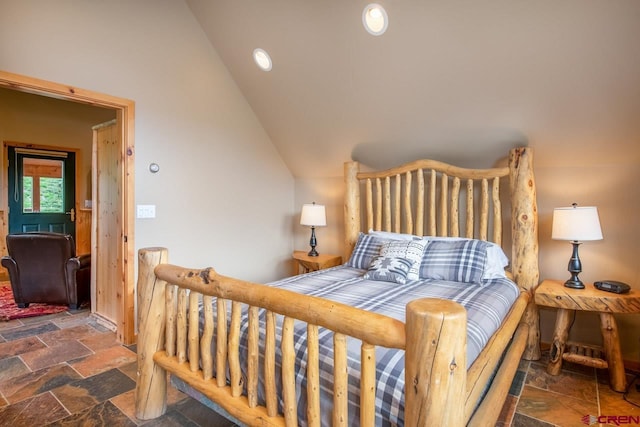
[344,161,361,262]
[508,147,541,360]
[135,247,169,419]
[405,298,467,427]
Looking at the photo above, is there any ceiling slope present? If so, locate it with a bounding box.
[186,0,640,177]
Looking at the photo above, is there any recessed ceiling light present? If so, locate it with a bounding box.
[362,3,388,36]
[253,48,272,72]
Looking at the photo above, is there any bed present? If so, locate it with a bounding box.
[134,147,540,426]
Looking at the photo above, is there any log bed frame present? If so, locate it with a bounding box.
[135,147,540,426]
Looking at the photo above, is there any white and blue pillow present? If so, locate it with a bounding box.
[364,255,414,284]
[418,239,490,283]
[350,231,509,285]
[422,236,509,280]
[369,231,509,281]
[347,233,387,269]
[379,239,427,281]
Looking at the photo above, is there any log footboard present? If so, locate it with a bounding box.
[134,247,506,426]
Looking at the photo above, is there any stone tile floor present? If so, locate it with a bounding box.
[498,350,640,426]
[0,308,235,426]
[0,307,638,426]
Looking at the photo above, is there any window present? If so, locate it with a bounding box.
[22,157,64,213]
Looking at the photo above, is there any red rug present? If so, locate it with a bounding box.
[0,282,69,321]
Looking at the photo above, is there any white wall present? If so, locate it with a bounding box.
[0,0,294,282]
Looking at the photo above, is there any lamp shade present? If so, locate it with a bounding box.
[300,203,326,227]
[552,205,603,241]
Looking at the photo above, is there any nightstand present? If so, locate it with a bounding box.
[535,279,640,392]
[292,251,342,274]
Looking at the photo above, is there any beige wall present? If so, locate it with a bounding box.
[294,177,345,261]
[295,155,640,362]
[0,88,116,204]
[0,0,295,282]
[536,162,640,360]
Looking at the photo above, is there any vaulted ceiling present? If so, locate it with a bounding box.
[186,1,640,178]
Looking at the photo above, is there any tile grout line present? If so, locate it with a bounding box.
[510,359,532,425]
[48,388,73,421]
[517,359,562,427]
[66,359,87,379]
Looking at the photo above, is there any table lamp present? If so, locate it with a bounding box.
[551,203,603,289]
[300,202,326,256]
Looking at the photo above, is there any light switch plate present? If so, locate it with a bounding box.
[137,204,156,219]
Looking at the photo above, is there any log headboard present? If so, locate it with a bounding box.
[344,147,539,295]
[344,147,540,361]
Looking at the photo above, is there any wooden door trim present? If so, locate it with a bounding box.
[0,70,136,344]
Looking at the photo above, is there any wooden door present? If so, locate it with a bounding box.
[91,120,122,326]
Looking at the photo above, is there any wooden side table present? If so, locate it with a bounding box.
[292,251,342,274]
[535,279,640,392]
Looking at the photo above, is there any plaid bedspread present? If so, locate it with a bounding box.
[193,265,520,426]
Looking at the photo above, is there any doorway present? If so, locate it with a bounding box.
[0,71,136,345]
[7,146,77,236]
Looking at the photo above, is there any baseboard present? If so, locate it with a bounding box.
[90,312,117,332]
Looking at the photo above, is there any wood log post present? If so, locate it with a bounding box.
[360,343,376,427]
[344,161,361,262]
[600,313,626,392]
[509,147,541,360]
[135,247,169,420]
[547,308,574,376]
[405,298,467,427]
[467,323,529,427]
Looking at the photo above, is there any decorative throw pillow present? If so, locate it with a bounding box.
[379,239,427,280]
[364,255,414,284]
[418,239,489,284]
[347,233,387,269]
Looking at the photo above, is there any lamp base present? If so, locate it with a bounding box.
[308,226,319,257]
[564,241,585,289]
[564,279,585,289]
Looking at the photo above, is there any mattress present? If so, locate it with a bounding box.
[182,265,520,426]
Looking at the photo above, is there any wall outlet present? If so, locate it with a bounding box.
[137,204,156,219]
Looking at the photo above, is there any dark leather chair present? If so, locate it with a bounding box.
[1,232,90,309]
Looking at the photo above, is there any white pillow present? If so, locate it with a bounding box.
[368,229,420,241]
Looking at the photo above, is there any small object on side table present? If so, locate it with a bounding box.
[292,251,342,274]
[594,280,630,294]
[535,279,640,392]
